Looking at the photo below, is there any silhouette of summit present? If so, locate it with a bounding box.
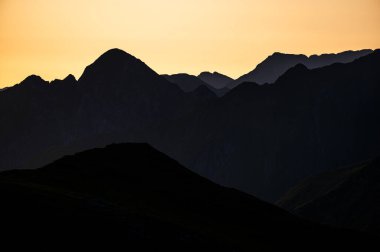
[79,48,160,85]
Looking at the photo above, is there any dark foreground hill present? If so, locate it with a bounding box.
[278,156,380,235]
[0,143,376,251]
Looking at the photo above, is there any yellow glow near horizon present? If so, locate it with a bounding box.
[0,0,379,87]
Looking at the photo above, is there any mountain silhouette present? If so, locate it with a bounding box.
[278,156,380,235]
[0,48,214,173]
[154,50,380,201]
[229,49,373,88]
[0,48,379,205]
[0,143,375,250]
[198,71,234,89]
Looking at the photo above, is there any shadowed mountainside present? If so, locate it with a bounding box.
[0,143,375,251]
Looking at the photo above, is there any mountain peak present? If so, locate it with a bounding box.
[50,74,77,86]
[18,75,47,88]
[78,48,157,85]
[23,75,45,83]
[96,48,135,61]
[90,48,140,69]
[64,74,77,82]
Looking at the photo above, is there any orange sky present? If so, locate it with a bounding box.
[0,0,379,87]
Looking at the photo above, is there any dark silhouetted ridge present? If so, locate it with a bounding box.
[229,49,374,88]
[50,74,77,86]
[0,143,376,250]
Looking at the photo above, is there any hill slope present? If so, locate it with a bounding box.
[0,143,375,250]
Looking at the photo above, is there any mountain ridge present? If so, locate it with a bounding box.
[229,49,374,88]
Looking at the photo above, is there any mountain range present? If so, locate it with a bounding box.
[0,143,375,250]
[229,49,373,88]
[155,50,380,201]
[0,48,379,205]
[161,49,373,95]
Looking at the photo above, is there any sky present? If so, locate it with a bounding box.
[0,0,379,87]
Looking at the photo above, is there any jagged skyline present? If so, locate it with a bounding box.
[1,0,379,87]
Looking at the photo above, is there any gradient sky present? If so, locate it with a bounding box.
[0,0,379,87]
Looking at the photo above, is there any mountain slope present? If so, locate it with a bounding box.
[278,157,380,235]
[230,49,373,87]
[0,143,375,250]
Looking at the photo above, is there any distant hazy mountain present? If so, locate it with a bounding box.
[155,50,380,201]
[0,143,374,250]
[278,157,380,235]
[198,71,234,89]
[229,49,373,88]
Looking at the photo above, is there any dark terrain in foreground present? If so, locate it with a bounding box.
[279,156,380,235]
[0,144,376,250]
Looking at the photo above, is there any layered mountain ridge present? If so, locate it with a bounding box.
[0,48,379,204]
[229,49,373,87]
